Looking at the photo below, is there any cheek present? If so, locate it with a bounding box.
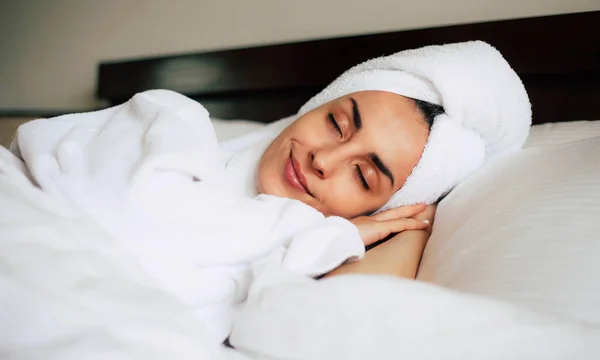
[292,116,331,146]
[257,138,287,195]
[319,176,392,218]
[317,178,367,218]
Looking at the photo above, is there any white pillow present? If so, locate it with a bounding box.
[525,120,600,148]
[211,118,267,142]
[417,136,600,325]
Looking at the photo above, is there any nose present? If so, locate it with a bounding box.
[310,144,351,179]
[310,152,325,178]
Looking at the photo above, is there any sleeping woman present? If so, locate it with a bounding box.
[6,41,531,344]
[256,90,440,278]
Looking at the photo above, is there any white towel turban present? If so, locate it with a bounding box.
[297,41,532,212]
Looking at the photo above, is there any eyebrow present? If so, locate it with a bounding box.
[369,153,395,186]
[349,98,394,187]
[350,97,362,130]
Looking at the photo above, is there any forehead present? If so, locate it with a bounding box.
[339,91,420,118]
[340,91,430,189]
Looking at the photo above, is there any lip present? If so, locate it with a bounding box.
[285,151,313,196]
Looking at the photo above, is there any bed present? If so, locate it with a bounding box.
[2,10,600,360]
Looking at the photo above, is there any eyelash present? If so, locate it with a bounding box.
[328,113,342,137]
[355,165,370,190]
[328,112,368,191]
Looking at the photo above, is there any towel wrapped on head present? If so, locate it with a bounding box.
[298,41,532,212]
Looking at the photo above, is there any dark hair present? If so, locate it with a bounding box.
[413,98,445,128]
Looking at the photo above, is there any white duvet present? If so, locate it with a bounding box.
[1,113,599,359]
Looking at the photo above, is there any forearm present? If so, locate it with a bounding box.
[324,229,429,278]
[325,204,436,279]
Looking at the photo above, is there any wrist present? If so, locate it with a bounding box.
[387,229,429,245]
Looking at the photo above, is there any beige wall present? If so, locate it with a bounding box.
[1,0,598,111]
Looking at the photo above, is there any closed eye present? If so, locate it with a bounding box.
[355,165,370,190]
[328,113,342,137]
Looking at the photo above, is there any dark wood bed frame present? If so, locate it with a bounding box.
[97,11,600,125]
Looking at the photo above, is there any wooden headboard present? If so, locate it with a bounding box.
[97,11,600,125]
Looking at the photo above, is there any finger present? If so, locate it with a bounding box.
[411,204,437,222]
[373,203,427,221]
[384,218,430,233]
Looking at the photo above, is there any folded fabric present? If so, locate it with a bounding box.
[230,272,599,359]
[299,41,532,211]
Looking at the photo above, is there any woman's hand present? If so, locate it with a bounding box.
[351,204,430,246]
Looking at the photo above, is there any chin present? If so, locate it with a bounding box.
[263,178,309,204]
[269,185,289,199]
[258,174,286,198]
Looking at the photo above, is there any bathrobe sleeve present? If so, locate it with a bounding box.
[246,194,366,287]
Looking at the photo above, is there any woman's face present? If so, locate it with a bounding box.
[258,91,429,218]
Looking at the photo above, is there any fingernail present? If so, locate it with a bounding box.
[422,220,430,224]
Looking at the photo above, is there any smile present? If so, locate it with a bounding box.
[285,150,313,196]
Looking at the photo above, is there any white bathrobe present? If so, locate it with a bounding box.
[10,89,364,344]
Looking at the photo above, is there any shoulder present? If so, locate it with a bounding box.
[132,90,210,120]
